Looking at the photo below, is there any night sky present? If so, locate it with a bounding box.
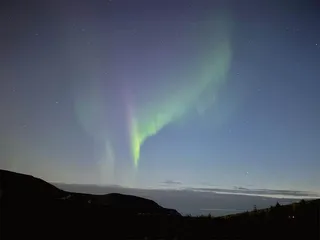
[1,0,320,197]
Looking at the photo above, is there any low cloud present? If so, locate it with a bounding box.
[162,180,182,185]
[234,186,249,191]
[55,183,313,216]
[186,186,320,199]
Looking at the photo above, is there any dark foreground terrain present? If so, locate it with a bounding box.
[1,169,319,239]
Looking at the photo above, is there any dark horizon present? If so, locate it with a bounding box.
[53,182,311,216]
[1,168,319,239]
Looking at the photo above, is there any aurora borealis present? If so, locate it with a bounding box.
[1,0,320,199]
[128,14,232,167]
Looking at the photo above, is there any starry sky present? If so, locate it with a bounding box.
[1,0,320,197]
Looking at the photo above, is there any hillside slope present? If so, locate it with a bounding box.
[0,169,179,216]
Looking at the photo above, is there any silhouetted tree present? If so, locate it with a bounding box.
[300,199,306,205]
[253,204,257,212]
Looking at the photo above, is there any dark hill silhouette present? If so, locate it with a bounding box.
[0,169,180,216]
[99,192,160,208]
[1,169,319,239]
[0,169,65,200]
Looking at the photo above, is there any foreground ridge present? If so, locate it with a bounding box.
[1,169,319,239]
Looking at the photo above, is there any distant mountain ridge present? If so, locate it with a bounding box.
[0,169,180,216]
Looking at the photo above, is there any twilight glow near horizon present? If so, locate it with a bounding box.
[1,0,320,196]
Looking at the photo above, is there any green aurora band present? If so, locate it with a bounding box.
[129,16,233,168]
